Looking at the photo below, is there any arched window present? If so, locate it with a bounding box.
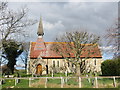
[72,63,74,67]
[46,65,48,74]
[94,59,96,65]
[68,62,70,67]
[53,61,55,67]
[57,61,59,67]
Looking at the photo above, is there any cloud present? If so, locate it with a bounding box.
[44,20,65,31]
[99,45,117,60]
[8,2,118,42]
[99,46,115,51]
[6,0,120,2]
[43,20,66,41]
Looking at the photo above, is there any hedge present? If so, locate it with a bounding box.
[101,58,120,76]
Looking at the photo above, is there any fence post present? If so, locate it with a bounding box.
[15,77,20,86]
[65,70,68,83]
[65,70,67,77]
[79,77,81,88]
[113,77,116,87]
[0,79,2,85]
[29,78,31,87]
[86,75,90,83]
[15,78,16,86]
[45,77,47,88]
[95,77,98,88]
[0,79,2,90]
[61,77,64,88]
[52,70,53,77]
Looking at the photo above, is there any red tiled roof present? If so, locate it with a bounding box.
[30,42,102,59]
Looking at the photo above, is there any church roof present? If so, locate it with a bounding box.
[30,18,102,59]
[30,42,102,59]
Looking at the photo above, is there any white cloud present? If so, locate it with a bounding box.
[44,22,54,30]
[7,2,118,43]
[99,46,115,51]
[8,2,118,42]
[44,20,64,30]
[5,0,120,2]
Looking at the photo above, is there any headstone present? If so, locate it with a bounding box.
[9,75,14,78]
[1,79,5,84]
[86,75,90,83]
[92,79,94,86]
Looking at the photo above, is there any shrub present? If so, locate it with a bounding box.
[115,58,120,76]
[101,58,120,76]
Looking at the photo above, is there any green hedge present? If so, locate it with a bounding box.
[101,58,120,76]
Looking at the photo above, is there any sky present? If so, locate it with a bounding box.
[4,1,118,66]
[8,2,118,42]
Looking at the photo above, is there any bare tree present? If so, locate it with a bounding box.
[0,2,37,74]
[0,2,37,50]
[0,3,36,41]
[51,31,100,76]
[105,18,120,58]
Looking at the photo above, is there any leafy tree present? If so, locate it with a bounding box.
[101,60,117,76]
[101,58,120,76]
[2,39,23,74]
[115,58,120,76]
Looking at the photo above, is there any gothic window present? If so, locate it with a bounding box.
[94,59,96,65]
[53,61,55,67]
[72,63,74,67]
[68,62,70,67]
[57,61,59,67]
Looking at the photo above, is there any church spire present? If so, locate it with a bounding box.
[37,17,44,36]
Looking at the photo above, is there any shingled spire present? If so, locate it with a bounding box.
[37,17,44,36]
[33,17,46,58]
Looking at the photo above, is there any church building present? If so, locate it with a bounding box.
[27,18,103,75]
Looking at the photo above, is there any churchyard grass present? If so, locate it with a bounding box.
[1,76,120,88]
[1,70,120,88]
[2,79,29,88]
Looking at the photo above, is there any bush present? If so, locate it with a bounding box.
[101,58,120,76]
[115,58,120,75]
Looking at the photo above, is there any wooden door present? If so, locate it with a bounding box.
[36,64,42,75]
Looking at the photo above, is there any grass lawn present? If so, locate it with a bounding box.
[2,77,119,88]
[81,78,93,88]
[2,79,15,88]
[2,79,29,88]
[14,79,29,88]
[1,70,120,88]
